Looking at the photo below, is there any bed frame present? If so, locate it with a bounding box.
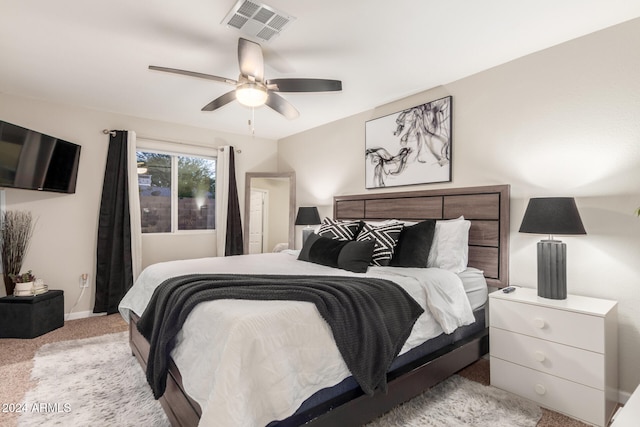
[129,184,510,426]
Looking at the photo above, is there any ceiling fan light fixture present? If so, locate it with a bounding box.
[150,37,340,119]
[236,82,268,107]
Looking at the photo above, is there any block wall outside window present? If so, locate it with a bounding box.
[136,151,216,234]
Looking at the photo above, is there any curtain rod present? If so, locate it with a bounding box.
[101,129,241,153]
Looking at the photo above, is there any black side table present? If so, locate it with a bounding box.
[0,290,64,338]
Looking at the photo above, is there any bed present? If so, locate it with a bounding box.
[121,184,510,427]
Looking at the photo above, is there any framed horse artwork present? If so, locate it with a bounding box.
[365,96,452,189]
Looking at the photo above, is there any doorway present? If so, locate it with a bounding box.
[248,189,268,254]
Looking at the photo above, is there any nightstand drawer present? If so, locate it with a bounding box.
[490,328,604,389]
[491,358,604,426]
[490,297,604,352]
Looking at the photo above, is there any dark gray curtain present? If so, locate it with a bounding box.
[225,147,243,255]
[94,130,133,314]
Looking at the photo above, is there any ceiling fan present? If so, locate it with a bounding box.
[149,38,342,120]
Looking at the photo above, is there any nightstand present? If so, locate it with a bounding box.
[0,290,64,338]
[489,287,617,427]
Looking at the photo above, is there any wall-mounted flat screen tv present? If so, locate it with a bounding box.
[0,120,81,194]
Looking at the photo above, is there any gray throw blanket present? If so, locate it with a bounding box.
[136,274,424,399]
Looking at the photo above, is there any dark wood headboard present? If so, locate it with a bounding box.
[333,185,510,288]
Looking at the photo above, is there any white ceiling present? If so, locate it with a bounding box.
[2,0,640,140]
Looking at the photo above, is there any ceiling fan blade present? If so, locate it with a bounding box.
[149,66,236,85]
[265,92,299,120]
[238,38,264,82]
[201,91,237,112]
[266,78,342,92]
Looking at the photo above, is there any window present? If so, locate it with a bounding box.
[137,151,216,233]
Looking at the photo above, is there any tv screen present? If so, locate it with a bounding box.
[0,120,81,194]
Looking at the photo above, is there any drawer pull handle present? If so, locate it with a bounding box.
[534,384,546,396]
[534,351,546,362]
[533,318,546,329]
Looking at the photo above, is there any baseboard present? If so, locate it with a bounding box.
[619,389,632,405]
[65,310,106,321]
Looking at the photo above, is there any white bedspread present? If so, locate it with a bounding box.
[118,251,475,427]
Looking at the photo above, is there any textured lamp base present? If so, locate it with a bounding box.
[537,240,567,300]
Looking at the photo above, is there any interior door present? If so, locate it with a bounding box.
[248,189,266,254]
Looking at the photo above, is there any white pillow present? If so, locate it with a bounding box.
[427,216,471,273]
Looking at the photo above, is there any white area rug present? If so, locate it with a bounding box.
[19,332,169,427]
[19,332,541,426]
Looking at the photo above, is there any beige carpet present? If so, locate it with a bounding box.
[0,314,588,427]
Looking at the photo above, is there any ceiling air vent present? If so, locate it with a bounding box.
[222,0,295,42]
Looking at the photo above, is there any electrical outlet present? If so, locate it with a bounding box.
[80,273,89,288]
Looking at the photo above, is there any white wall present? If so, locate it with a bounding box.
[0,92,279,316]
[279,18,640,395]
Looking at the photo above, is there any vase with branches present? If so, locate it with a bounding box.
[1,210,35,296]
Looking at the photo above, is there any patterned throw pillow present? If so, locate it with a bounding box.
[317,218,361,241]
[356,222,404,266]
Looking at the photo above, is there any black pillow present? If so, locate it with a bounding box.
[336,240,375,273]
[298,234,374,273]
[307,235,345,268]
[390,220,436,267]
[298,233,322,261]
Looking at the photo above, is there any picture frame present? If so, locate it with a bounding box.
[365,96,452,189]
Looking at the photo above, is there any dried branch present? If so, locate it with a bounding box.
[1,210,36,277]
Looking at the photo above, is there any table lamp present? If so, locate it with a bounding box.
[519,197,586,299]
[295,207,320,246]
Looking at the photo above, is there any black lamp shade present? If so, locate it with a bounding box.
[295,207,320,226]
[519,197,586,235]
